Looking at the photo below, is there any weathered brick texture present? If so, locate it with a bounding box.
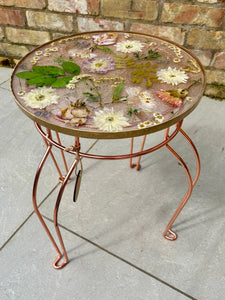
[0,0,46,9]
[0,8,25,26]
[206,69,225,85]
[103,0,158,20]
[49,0,99,15]
[5,28,51,45]
[130,23,186,45]
[0,42,29,57]
[187,29,225,50]
[77,17,124,32]
[212,52,225,69]
[26,11,73,32]
[0,28,4,40]
[190,49,212,66]
[162,4,224,27]
[48,0,88,14]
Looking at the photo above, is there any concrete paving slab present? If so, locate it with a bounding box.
[0,215,191,300]
[39,97,225,299]
[0,67,13,86]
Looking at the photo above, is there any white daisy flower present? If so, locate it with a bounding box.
[175,48,181,54]
[116,40,144,53]
[44,48,51,52]
[138,120,153,129]
[17,90,25,96]
[186,96,193,101]
[50,47,58,51]
[43,52,51,57]
[138,123,146,129]
[173,58,181,63]
[35,51,43,55]
[21,87,59,109]
[94,108,129,132]
[31,61,37,65]
[157,67,189,86]
[176,54,183,58]
[153,112,164,123]
[149,42,157,46]
[33,56,40,61]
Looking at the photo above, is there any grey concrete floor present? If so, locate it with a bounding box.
[0,66,225,300]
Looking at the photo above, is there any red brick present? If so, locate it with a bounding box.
[77,17,124,32]
[0,0,46,9]
[130,23,186,45]
[87,0,100,15]
[212,52,225,69]
[162,3,224,27]
[0,8,25,26]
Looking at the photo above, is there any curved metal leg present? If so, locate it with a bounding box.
[53,158,78,269]
[130,135,147,170]
[163,127,201,240]
[32,132,79,269]
[32,144,65,267]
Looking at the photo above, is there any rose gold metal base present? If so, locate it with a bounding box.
[33,120,200,268]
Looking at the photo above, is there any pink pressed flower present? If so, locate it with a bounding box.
[92,33,118,45]
[155,89,183,107]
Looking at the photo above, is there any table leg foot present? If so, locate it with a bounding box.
[163,229,177,241]
[53,255,69,269]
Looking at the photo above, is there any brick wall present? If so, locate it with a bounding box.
[0,0,224,98]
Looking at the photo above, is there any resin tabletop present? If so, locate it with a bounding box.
[11,31,205,139]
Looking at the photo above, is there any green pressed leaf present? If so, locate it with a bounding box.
[32,65,65,76]
[51,76,74,87]
[113,80,125,101]
[96,45,114,54]
[83,92,100,102]
[62,61,80,74]
[16,71,41,79]
[27,76,57,87]
[86,96,100,102]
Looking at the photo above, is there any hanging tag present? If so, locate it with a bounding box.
[73,169,82,202]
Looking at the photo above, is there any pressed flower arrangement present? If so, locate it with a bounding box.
[12,31,205,135]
